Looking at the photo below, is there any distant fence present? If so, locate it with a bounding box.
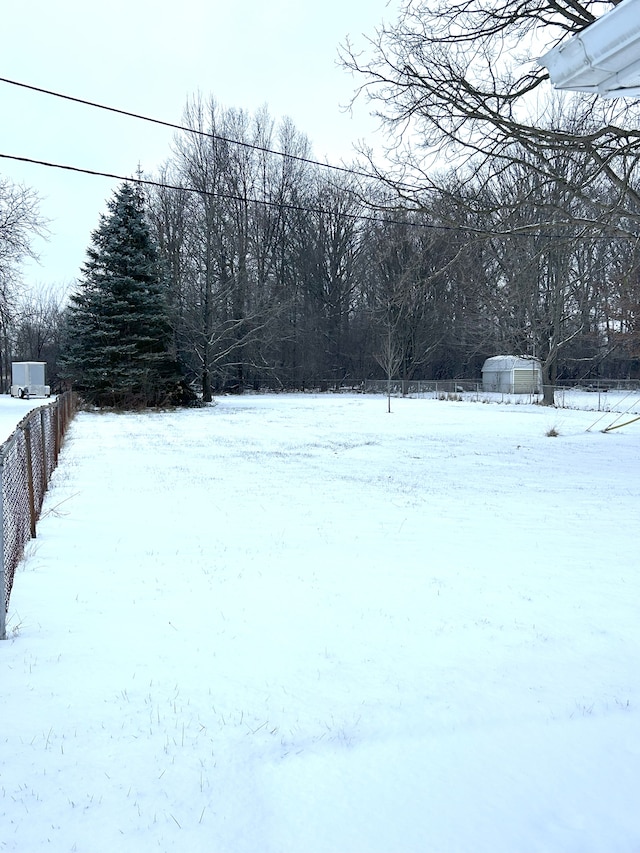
[362,379,640,411]
[364,379,482,395]
[0,392,76,639]
[364,378,640,394]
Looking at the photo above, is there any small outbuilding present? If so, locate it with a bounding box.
[481,355,542,394]
[10,361,51,399]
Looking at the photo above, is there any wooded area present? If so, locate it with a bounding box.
[1,1,639,401]
[142,95,640,398]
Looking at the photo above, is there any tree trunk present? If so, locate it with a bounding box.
[541,359,555,406]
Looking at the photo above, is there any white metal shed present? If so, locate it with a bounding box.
[481,356,542,394]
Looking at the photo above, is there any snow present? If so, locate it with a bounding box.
[0,395,54,443]
[2,392,640,852]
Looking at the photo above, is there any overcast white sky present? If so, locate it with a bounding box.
[2,0,396,291]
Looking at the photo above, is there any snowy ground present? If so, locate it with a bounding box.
[2,393,640,852]
[0,395,54,443]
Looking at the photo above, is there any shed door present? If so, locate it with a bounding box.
[513,368,537,393]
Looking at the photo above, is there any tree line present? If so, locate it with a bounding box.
[144,94,640,401]
[1,1,639,405]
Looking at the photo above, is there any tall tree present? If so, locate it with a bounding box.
[0,175,48,388]
[13,283,65,386]
[60,182,187,408]
[341,1,640,396]
[152,98,320,395]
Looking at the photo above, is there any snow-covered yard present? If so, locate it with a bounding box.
[2,393,640,852]
[0,395,53,443]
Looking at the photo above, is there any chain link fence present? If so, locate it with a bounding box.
[0,392,76,639]
[364,379,482,396]
[363,379,640,410]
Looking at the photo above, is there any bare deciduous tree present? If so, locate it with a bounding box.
[341,0,640,226]
[0,176,48,387]
[340,2,640,398]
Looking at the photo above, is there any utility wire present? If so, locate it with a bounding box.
[0,75,383,183]
[0,151,451,230]
[2,151,628,242]
[6,74,627,243]
[1,78,636,240]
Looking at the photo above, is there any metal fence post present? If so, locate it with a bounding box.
[24,423,37,540]
[53,406,60,464]
[40,408,48,492]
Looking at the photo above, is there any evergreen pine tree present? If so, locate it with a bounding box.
[60,182,192,408]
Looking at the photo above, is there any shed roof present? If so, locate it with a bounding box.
[482,356,540,371]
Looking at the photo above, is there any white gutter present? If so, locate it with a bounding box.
[538,0,640,97]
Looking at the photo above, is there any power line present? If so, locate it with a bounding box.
[2,76,637,243]
[2,150,628,242]
[0,75,382,183]
[0,151,393,222]
[0,151,494,237]
[0,150,442,230]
